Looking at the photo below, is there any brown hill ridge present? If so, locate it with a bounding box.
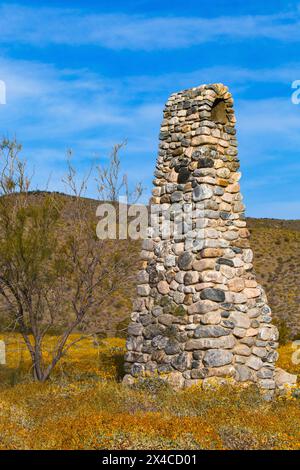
[0,193,299,338]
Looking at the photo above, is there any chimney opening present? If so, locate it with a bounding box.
[211,98,228,124]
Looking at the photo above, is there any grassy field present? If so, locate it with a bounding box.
[0,334,299,450]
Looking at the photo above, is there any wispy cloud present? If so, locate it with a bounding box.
[1,4,300,50]
[0,57,139,139]
[0,55,163,193]
[1,51,300,216]
[2,55,299,153]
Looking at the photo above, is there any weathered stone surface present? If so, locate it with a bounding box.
[194,325,230,338]
[228,278,245,292]
[137,285,151,296]
[144,324,165,340]
[252,346,267,358]
[178,252,193,270]
[275,368,297,388]
[187,300,219,315]
[218,257,234,267]
[193,184,213,201]
[152,335,168,349]
[233,327,247,338]
[203,350,233,367]
[200,248,223,258]
[131,363,144,377]
[208,365,235,377]
[198,157,214,168]
[171,352,190,371]
[137,270,149,284]
[170,191,183,203]
[191,135,217,146]
[128,323,143,336]
[173,291,185,304]
[219,265,236,279]
[201,271,226,284]
[158,364,173,374]
[158,314,174,326]
[225,292,247,304]
[165,372,185,389]
[0,340,5,365]
[165,339,181,355]
[244,279,257,288]
[126,336,143,351]
[184,271,199,284]
[193,259,215,271]
[157,280,170,294]
[125,351,147,363]
[178,167,190,184]
[258,379,276,390]
[257,368,273,379]
[246,356,263,371]
[140,314,153,326]
[244,287,260,299]
[186,335,235,350]
[200,311,221,325]
[234,344,251,356]
[123,374,135,386]
[142,239,154,251]
[152,306,163,317]
[200,288,225,302]
[235,365,253,382]
[191,368,209,379]
[245,328,259,337]
[229,312,251,329]
[257,326,279,342]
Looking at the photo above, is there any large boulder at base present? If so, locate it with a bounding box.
[274,367,297,389]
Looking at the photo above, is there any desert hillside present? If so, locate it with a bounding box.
[0,193,299,339]
[247,218,300,338]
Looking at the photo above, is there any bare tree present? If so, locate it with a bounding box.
[0,139,141,381]
[96,141,144,203]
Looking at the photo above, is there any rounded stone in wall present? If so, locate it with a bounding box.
[177,167,190,184]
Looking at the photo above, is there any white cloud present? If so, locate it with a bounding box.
[0,57,135,138]
[1,4,300,50]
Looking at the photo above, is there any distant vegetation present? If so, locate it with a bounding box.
[247,218,300,340]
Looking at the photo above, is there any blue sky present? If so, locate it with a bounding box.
[0,0,300,218]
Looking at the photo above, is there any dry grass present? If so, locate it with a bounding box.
[0,333,299,450]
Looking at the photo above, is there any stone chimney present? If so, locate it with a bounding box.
[123,83,289,393]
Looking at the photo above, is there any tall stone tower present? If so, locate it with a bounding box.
[124,83,281,391]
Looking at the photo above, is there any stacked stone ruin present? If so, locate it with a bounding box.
[124,83,292,392]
